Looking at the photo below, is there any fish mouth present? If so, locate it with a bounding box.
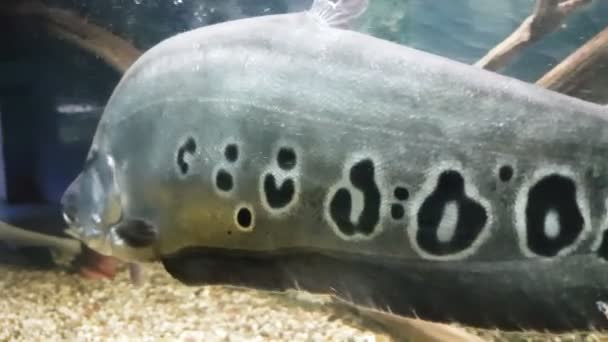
[64,224,114,257]
[73,245,120,280]
[63,225,82,240]
[63,223,121,279]
[65,221,157,264]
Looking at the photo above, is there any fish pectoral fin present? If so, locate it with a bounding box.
[112,219,158,248]
[308,0,369,28]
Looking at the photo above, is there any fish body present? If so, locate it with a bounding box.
[61,0,608,332]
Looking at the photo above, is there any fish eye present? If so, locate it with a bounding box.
[83,148,100,169]
[62,210,75,225]
[92,213,102,224]
[61,190,80,225]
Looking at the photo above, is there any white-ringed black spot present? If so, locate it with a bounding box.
[415,170,488,256]
[234,205,254,231]
[391,204,405,220]
[328,158,381,237]
[599,231,608,260]
[594,206,608,261]
[277,147,297,171]
[224,144,238,163]
[176,136,197,176]
[215,169,233,192]
[394,186,409,201]
[524,174,584,257]
[390,185,409,220]
[259,143,301,215]
[263,173,295,209]
[499,165,514,182]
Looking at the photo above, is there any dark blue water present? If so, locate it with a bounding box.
[399,0,607,82]
[50,0,608,79]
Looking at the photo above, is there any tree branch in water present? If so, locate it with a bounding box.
[0,220,81,266]
[1,1,141,72]
[536,26,608,104]
[475,0,592,71]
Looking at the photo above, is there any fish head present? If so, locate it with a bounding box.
[61,147,125,258]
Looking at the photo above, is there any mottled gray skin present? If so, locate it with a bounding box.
[62,0,608,332]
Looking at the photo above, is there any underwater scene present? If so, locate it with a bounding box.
[1,0,608,340]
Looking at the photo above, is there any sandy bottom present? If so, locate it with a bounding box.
[0,262,388,341]
[0,262,606,342]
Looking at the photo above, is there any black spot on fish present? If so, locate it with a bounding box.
[177,136,197,176]
[215,169,233,192]
[499,165,514,182]
[525,174,584,257]
[416,170,488,256]
[224,144,238,163]
[390,186,408,221]
[394,186,409,201]
[329,159,381,236]
[263,173,295,209]
[277,147,297,171]
[391,204,405,220]
[113,219,158,248]
[236,206,253,229]
[597,230,608,260]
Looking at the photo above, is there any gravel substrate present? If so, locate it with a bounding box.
[0,262,607,342]
[0,263,388,341]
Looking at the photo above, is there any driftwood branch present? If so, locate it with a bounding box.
[536,26,608,103]
[0,220,81,266]
[476,0,592,71]
[0,1,141,73]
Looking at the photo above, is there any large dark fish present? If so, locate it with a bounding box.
[60,0,608,332]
